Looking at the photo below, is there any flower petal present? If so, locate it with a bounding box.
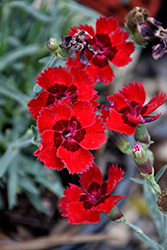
[34,130,64,170]
[80,164,103,190]
[37,100,72,133]
[142,92,167,115]
[105,165,124,194]
[106,109,136,135]
[59,184,83,216]
[28,90,52,120]
[72,101,96,128]
[57,144,94,174]
[66,202,100,224]
[96,16,118,34]
[36,66,73,90]
[119,81,146,105]
[79,117,107,150]
[95,195,125,213]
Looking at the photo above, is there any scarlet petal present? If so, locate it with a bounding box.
[28,90,51,120]
[59,184,83,216]
[106,109,136,135]
[119,81,146,105]
[80,164,103,190]
[96,16,118,34]
[95,195,125,213]
[86,63,115,85]
[34,130,64,170]
[66,202,100,224]
[142,92,167,115]
[68,24,95,38]
[37,66,73,90]
[72,101,96,128]
[112,42,134,67]
[68,67,96,102]
[79,117,107,150]
[105,165,124,194]
[37,100,72,133]
[57,145,94,174]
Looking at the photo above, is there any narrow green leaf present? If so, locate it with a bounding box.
[7,160,18,209]
[155,165,167,183]
[18,175,39,195]
[0,147,18,177]
[143,183,164,241]
[0,44,39,71]
[4,1,58,22]
[36,176,64,198]
[131,178,145,185]
[0,82,29,105]
[33,84,42,93]
[25,191,48,215]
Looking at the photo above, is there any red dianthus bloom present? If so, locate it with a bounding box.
[66,16,134,85]
[59,164,125,224]
[28,66,98,120]
[101,81,167,135]
[34,99,107,174]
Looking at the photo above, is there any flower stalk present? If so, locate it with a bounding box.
[116,217,164,250]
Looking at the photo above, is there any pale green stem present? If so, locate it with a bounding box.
[116,217,164,250]
[164,214,167,250]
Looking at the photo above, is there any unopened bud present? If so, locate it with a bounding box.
[46,38,59,52]
[103,206,124,221]
[46,37,69,59]
[132,143,153,175]
[134,124,150,145]
[110,131,132,155]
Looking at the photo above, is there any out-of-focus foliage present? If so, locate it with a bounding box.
[0,0,99,212]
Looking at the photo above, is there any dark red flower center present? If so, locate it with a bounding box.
[88,34,118,68]
[79,181,108,210]
[118,100,144,126]
[46,83,78,106]
[52,118,86,152]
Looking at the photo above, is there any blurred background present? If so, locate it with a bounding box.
[0,0,167,249]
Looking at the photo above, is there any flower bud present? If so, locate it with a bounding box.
[46,37,69,59]
[46,37,59,52]
[103,206,124,221]
[134,124,150,145]
[132,143,153,175]
[110,131,132,155]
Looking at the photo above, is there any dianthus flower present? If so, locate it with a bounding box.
[28,66,98,120]
[59,164,125,224]
[101,81,167,135]
[63,16,134,85]
[34,99,107,174]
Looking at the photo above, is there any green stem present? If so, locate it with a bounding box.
[116,217,164,250]
[163,214,167,250]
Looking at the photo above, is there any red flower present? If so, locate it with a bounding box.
[28,66,98,120]
[34,99,107,174]
[101,81,167,135]
[65,16,134,85]
[59,164,125,224]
